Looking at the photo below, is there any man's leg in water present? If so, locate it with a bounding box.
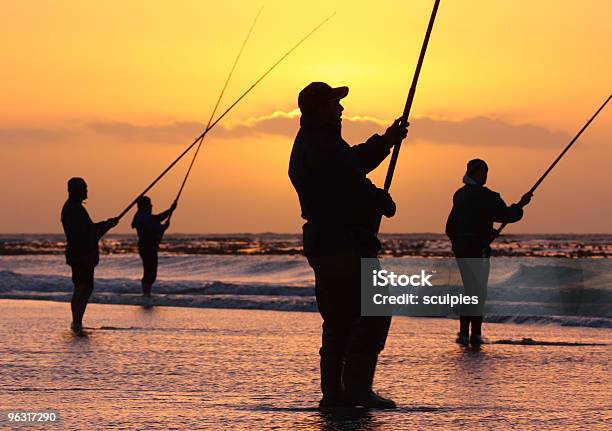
[459,316,471,335]
[457,257,489,342]
[139,248,158,297]
[470,258,489,338]
[341,255,394,408]
[319,320,351,405]
[457,258,478,340]
[470,316,483,336]
[70,265,95,330]
[307,254,354,407]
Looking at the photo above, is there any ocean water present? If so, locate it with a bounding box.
[1,300,610,430]
[0,234,611,327]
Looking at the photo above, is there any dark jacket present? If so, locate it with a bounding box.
[446,184,523,256]
[289,115,393,257]
[61,199,114,267]
[131,209,172,250]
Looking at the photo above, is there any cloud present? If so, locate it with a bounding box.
[210,110,571,148]
[410,116,570,148]
[87,110,571,148]
[0,127,75,146]
[210,110,303,139]
[83,111,304,143]
[1,112,573,149]
[88,121,202,143]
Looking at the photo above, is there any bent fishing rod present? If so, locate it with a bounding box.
[375,0,441,233]
[116,12,336,221]
[168,7,263,223]
[495,93,611,236]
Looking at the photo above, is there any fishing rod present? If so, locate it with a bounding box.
[495,93,611,236]
[116,12,336,221]
[375,0,441,233]
[168,7,263,223]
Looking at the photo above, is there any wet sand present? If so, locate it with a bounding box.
[1,299,610,430]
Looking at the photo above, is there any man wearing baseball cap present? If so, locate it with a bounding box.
[289,82,408,409]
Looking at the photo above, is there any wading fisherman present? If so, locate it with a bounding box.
[289,82,408,409]
[446,159,531,346]
[131,196,176,298]
[61,178,119,334]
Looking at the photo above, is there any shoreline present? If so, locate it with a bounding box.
[1,297,611,330]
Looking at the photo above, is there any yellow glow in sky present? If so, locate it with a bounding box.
[1,0,610,233]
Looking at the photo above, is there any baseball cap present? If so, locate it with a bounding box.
[298,82,348,114]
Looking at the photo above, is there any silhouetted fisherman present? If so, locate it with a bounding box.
[289,82,408,409]
[131,196,176,298]
[446,159,531,346]
[61,178,118,334]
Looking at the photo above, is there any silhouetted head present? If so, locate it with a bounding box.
[136,196,152,213]
[67,177,87,201]
[298,82,347,127]
[466,159,488,185]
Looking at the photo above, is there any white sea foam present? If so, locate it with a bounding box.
[1,252,610,327]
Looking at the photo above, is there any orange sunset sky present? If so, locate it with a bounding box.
[1,0,610,234]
